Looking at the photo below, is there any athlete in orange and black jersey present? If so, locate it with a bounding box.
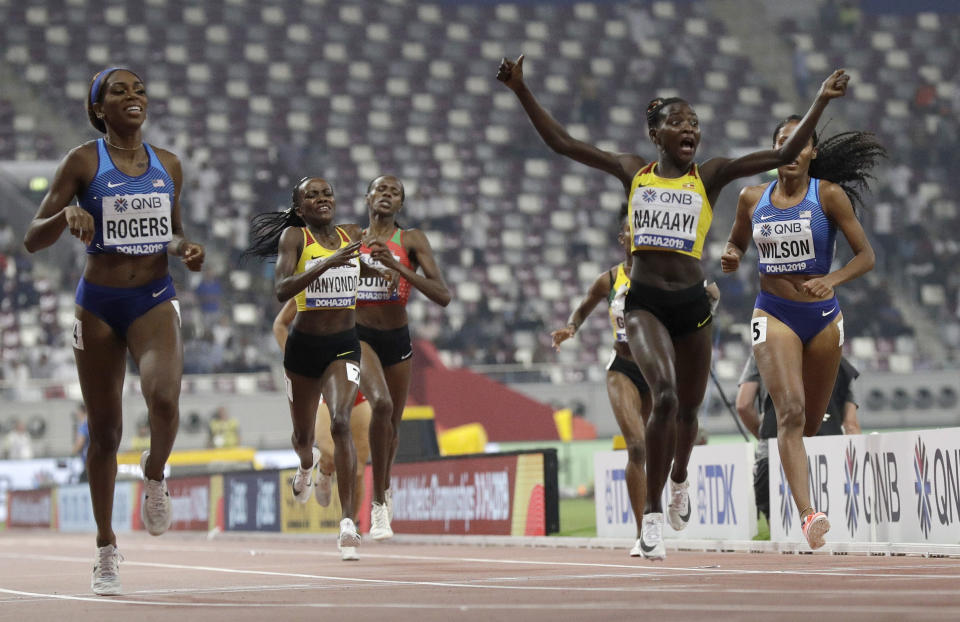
[498,54,849,559]
[244,176,391,557]
[357,175,451,541]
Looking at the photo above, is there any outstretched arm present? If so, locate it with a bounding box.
[551,269,610,350]
[497,55,645,187]
[700,69,850,195]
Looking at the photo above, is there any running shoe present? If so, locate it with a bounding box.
[666,477,691,531]
[339,517,361,548]
[370,502,394,540]
[292,447,320,504]
[629,538,643,557]
[91,544,123,596]
[385,487,393,522]
[140,451,172,536]
[639,513,666,561]
[801,511,830,550]
[339,546,359,561]
[314,467,333,507]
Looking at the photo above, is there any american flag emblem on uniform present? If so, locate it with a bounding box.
[153,179,165,187]
[799,210,811,218]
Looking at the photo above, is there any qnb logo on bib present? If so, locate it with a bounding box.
[753,218,815,274]
[101,192,172,255]
[631,187,702,253]
[305,259,359,308]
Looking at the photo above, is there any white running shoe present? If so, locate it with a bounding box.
[370,502,394,540]
[629,539,643,557]
[339,518,361,548]
[667,477,691,531]
[639,513,666,561]
[802,511,830,550]
[292,447,320,504]
[140,451,172,536]
[385,488,393,522]
[91,544,123,596]
[314,468,333,507]
[339,546,359,561]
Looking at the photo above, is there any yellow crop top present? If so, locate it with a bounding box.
[294,227,360,311]
[627,162,713,259]
[607,263,630,344]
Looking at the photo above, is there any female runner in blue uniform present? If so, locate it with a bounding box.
[498,55,848,559]
[23,67,205,595]
[721,118,884,549]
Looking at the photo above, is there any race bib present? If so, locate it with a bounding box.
[609,283,629,343]
[303,258,359,308]
[357,253,399,302]
[754,218,816,274]
[101,192,172,255]
[630,187,702,253]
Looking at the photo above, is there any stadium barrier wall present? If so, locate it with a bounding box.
[594,443,757,540]
[768,427,960,545]
[5,449,559,537]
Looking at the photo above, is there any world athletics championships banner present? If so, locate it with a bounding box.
[594,443,757,540]
[389,450,559,536]
[768,427,960,545]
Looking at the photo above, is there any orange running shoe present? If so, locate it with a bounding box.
[801,511,830,550]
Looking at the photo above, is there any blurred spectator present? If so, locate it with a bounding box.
[72,403,89,482]
[207,406,240,449]
[2,418,34,459]
[195,269,224,318]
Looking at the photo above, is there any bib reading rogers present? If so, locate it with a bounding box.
[630,187,702,253]
[101,193,172,254]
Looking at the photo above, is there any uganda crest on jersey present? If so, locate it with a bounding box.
[295,227,360,311]
[80,139,174,256]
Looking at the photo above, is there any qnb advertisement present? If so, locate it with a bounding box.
[769,427,960,545]
[594,443,757,540]
[390,450,559,536]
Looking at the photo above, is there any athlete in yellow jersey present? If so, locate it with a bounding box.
[551,205,651,557]
[499,54,850,560]
[243,176,392,560]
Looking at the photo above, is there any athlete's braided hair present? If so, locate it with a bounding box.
[242,177,313,261]
[773,115,887,213]
[646,97,688,130]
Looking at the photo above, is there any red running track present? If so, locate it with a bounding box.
[1,530,959,622]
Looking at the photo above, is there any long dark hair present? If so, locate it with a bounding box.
[773,116,887,212]
[242,177,313,261]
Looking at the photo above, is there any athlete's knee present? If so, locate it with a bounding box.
[776,399,805,434]
[368,392,393,419]
[89,426,122,455]
[626,441,646,466]
[650,386,679,418]
[143,387,178,419]
[329,414,352,439]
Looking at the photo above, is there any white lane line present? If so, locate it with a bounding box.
[1,587,958,616]
[1,550,958,582]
